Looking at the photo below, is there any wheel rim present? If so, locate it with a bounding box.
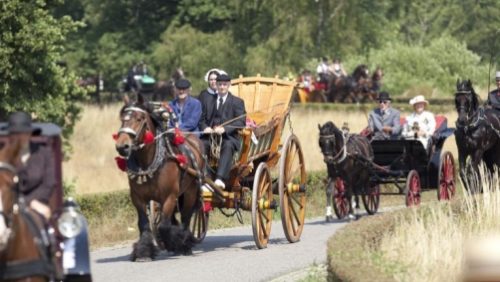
[362,184,380,215]
[252,163,273,249]
[279,134,306,243]
[190,204,208,244]
[406,171,421,206]
[333,177,349,219]
[438,152,456,201]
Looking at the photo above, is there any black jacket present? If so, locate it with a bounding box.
[486,89,500,111]
[200,92,246,149]
[18,143,56,204]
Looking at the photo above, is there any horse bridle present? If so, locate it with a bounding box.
[319,132,348,164]
[118,106,151,150]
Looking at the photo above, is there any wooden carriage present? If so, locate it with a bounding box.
[194,75,308,248]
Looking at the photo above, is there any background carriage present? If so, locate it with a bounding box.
[331,115,457,219]
[0,123,92,281]
[150,75,307,249]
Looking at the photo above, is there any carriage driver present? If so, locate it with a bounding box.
[3,112,56,220]
[368,91,401,140]
[168,78,202,132]
[485,71,500,112]
[199,73,246,189]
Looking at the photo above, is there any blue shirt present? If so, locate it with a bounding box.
[169,96,202,132]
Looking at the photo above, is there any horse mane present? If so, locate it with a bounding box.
[320,121,342,137]
[352,65,369,80]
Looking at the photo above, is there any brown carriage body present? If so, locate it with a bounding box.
[199,75,307,248]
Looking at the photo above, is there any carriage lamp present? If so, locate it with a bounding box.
[57,198,84,238]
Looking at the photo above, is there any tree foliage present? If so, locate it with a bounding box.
[0,0,86,144]
[52,0,500,96]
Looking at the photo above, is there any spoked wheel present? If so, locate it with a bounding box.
[332,177,349,219]
[405,170,421,207]
[438,151,456,201]
[252,162,274,249]
[147,200,163,248]
[362,184,380,215]
[279,134,307,243]
[189,202,209,244]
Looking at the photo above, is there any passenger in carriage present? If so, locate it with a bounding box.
[168,78,202,132]
[485,71,500,112]
[329,58,347,78]
[402,95,436,149]
[316,57,330,84]
[199,73,246,189]
[368,91,401,140]
[3,112,56,220]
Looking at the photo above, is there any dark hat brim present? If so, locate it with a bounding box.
[1,125,41,135]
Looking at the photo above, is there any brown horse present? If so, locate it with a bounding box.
[0,138,57,281]
[115,94,204,261]
[327,65,378,103]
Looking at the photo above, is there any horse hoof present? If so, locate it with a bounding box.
[325,215,333,222]
[135,257,152,262]
[348,214,356,221]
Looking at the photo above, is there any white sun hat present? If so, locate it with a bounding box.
[495,71,500,81]
[409,95,429,106]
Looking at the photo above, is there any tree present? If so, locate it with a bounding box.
[0,0,86,146]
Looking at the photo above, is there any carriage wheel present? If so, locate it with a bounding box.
[189,203,209,244]
[147,200,163,248]
[438,151,456,201]
[252,163,274,249]
[405,170,421,207]
[332,177,349,219]
[362,184,380,215]
[279,134,306,243]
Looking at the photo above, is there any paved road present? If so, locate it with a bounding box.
[90,217,347,282]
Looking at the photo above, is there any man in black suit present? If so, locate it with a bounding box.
[199,74,246,189]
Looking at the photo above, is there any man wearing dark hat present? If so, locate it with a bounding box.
[485,71,500,112]
[368,91,401,140]
[4,112,56,220]
[168,78,202,132]
[199,73,246,189]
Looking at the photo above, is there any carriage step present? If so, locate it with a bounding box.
[287,183,306,193]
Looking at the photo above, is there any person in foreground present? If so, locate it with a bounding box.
[4,111,56,220]
[401,95,436,149]
[199,73,246,189]
[367,91,401,140]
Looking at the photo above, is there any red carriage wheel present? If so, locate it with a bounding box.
[362,184,380,215]
[332,177,350,219]
[405,170,421,207]
[438,151,456,201]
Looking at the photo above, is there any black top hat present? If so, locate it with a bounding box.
[377,91,392,101]
[216,74,231,82]
[175,78,191,89]
[3,112,41,135]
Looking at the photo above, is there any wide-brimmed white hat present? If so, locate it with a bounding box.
[409,95,429,106]
[495,71,500,81]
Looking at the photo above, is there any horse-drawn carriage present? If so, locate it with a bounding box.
[146,75,307,249]
[323,115,457,220]
[0,123,92,281]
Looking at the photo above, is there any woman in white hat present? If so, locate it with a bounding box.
[402,95,436,149]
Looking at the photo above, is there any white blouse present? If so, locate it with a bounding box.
[402,111,436,149]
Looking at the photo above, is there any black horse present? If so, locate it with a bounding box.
[318,121,374,220]
[454,79,500,191]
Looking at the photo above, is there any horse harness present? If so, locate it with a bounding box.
[319,132,350,165]
[0,162,57,281]
[455,106,500,139]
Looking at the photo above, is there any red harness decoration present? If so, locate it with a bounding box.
[115,156,127,172]
[143,130,154,145]
[175,154,187,167]
[173,128,185,145]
